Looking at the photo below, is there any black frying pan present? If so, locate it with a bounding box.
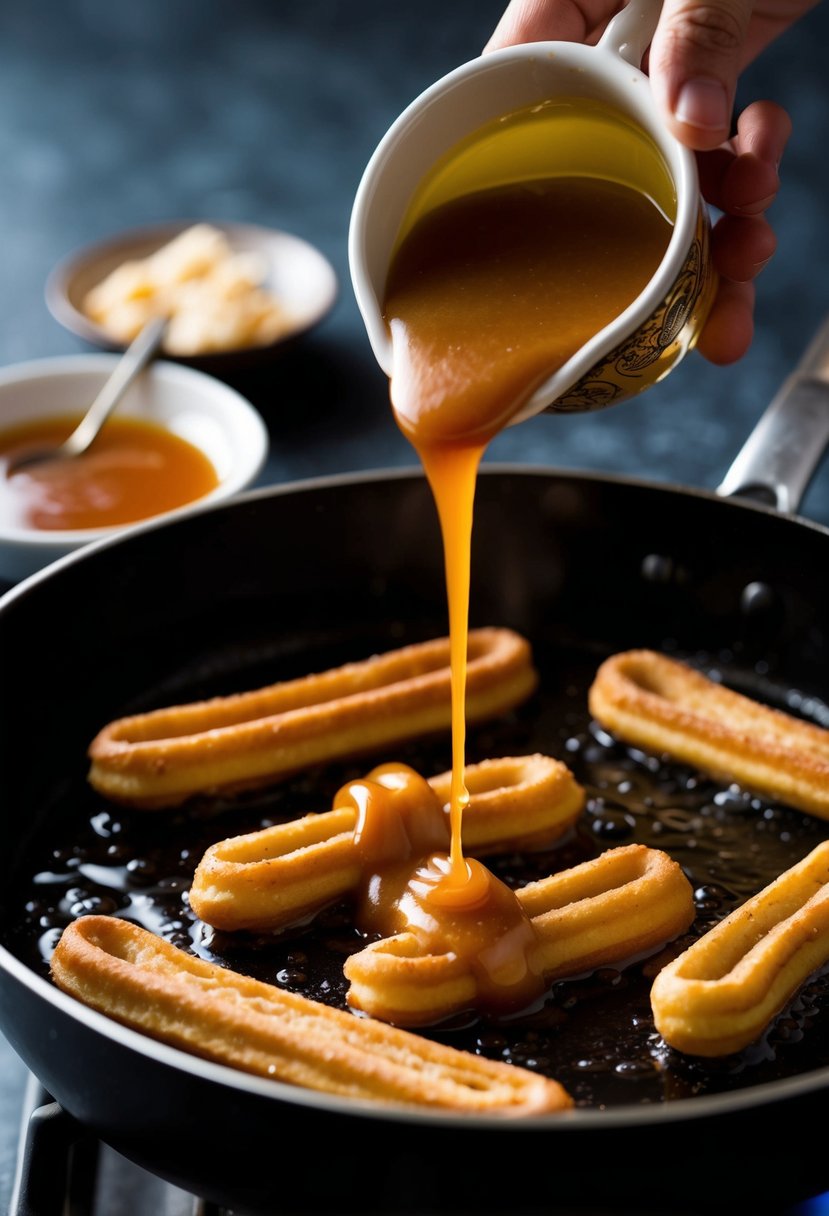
[2,320,829,1216]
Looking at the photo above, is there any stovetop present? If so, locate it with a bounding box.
[10,1076,217,1216]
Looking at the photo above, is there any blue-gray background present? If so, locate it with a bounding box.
[1,0,828,1208]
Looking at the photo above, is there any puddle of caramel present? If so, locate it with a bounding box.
[0,414,219,532]
[347,763,544,1016]
[377,158,672,1012]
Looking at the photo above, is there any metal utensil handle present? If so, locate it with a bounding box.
[717,315,829,515]
[63,316,167,457]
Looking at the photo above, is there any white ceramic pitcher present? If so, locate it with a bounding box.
[349,0,716,419]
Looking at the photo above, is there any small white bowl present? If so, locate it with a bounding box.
[46,220,339,371]
[0,354,269,582]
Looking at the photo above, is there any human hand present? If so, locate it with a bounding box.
[485,0,816,364]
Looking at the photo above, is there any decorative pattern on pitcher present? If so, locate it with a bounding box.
[615,238,702,374]
[550,205,712,414]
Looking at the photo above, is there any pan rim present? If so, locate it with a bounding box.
[3,937,829,1129]
[2,458,829,611]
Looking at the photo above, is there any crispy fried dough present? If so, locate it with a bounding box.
[345,844,695,1026]
[51,916,572,1115]
[589,649,829,818]
[651,840,829,1057]
[189,754,584,932]
[87,627,538,809]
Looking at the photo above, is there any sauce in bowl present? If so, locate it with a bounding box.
[0,414,219,532]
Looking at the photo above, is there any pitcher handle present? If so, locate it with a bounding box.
[598,0,663,67]
[716,316,829,515]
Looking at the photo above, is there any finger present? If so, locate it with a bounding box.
[648,0,753,151]
[484,0,617,50]
[724,100,792,213]
[732,99,792,164]
[695,277,755,364]
[721,154,779,215]
[699,146,780,217]
[710,212,776,281]
[695,101,791,213]
[721,100,792,213]
[696,146,738,210]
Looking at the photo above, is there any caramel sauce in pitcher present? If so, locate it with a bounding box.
[372,126,672,1016]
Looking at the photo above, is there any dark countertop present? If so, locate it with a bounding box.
[2,1,829,1210]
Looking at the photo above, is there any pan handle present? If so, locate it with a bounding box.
[716,315,829,514]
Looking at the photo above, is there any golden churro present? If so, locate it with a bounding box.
[588,649,829,818]
[51,916,572,1114]
[651,840,829,1057]
[427,753,583,856]
[189,755,584,932]
[87,627,538,810]
[345,844,695,1026]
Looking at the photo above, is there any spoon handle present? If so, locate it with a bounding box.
[63,316,167,457]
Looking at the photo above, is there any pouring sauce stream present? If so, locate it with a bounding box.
[378,168,671,991]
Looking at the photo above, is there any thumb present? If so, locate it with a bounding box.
[648,0,753,150]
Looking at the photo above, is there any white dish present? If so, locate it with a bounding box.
[0,354,269,582]
[46,220,339,370]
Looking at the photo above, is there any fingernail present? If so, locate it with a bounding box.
[675,78,730,132]
[753,256,773,275]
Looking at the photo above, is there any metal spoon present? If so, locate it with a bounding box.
[6,316,167,475]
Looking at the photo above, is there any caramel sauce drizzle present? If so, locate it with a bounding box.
[346,764,544,1015]
[375,173,671,1013]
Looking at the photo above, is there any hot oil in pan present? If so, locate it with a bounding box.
[8,640,829,1110]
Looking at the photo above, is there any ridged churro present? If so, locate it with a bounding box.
[427,753,583,857]
[651,840,829,1057]
[87,627,538,810]
[189,755,585,932]
[51,916,572,1115]
[588,649,829,818]
[345,844,695,1026]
